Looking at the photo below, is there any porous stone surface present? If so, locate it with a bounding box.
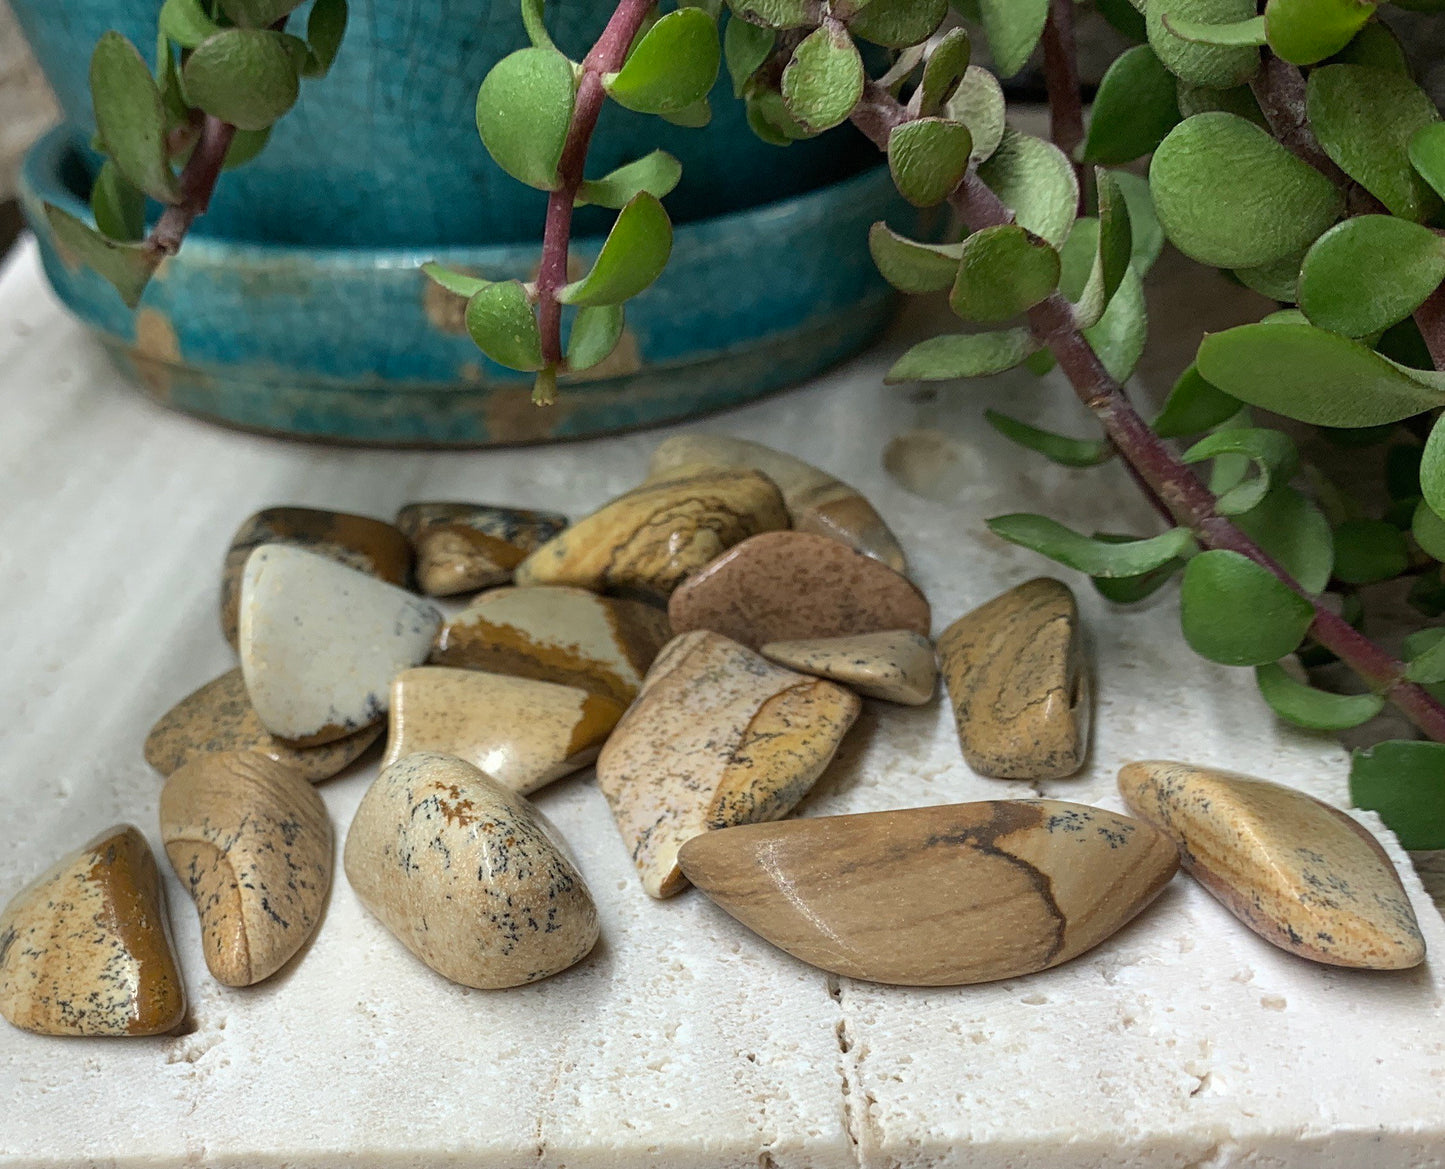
[1,244,1442,1166]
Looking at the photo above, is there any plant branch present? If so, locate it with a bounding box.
[1040,0,1085,201]
[1414,282,1445,371]
[145,115,235,258]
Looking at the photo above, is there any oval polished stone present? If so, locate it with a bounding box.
[0,826,186,1036]
[381,667,624,794]
[513,468,788,602]
[144,668,382,781]
[1118,760,1426,970]
[936,577,1090,780]
[239,545,443,747]
[760,629,937,705]
[431,585,671,706]
[220,507,411,648]
[597,630,861,898]
[395,502,568,597]
[160,752,333,987]
[344,753,599,989]
[649,434,906,572]
[677,800,1179,986]
[667,531,930,650]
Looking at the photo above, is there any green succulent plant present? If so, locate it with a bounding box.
[53,0,1445,845]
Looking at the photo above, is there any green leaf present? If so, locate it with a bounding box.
[1149,113,1344,269]
[421,262,490,299]
[1298,217,1445,338]
[985,411,1111,467]
[1234,251,1303,303]
[576,151,682,208]
[917,28,971,117]
[780,23,864,132]
[977,0,1048,76]
[566,304,625,372]
[660,97,712,127]
[522,0,555,51]
[1175,79,1266,126]
[846,0,947,47]
[1413,498,1445,561]
[976,129,1078,246]
[867,223,962,293]
[1197,322,1445,427]
[1182,426,1298,515]
[90,160,146,243]
[949,225,1060,323]
[1152,365,1241,438]
[988,514,1196,576]
[1404,626,1445,684]
[1081,45,1181,165]
[1349,741,1445,850]
[476,47,575,191]
[1083,264,1147,381]
[729,0,812,28]
[1095,171,1133,307]
[558,193,673,307]
[218,0,306,27]
[1159,13,1266,45]
[159,0,222,49]
[887,118,972,208]
[1409,570,1445,617]
[1092,543,1185,603]
[724,14,774,96]
[1307,65,1442,223]
[745,88,809,144]
[1408,122,1445,204]
[1327,20,1406,71]
[1148,0,1259,87]
[465,281,543,372]
[1057,218,1108,326]
[1097,0,1148,40]
[1264,0,1376,65]
[942,66,1006,164]
[885,329,1039,382]
[44,204,160,310]
[89,32,180,205]
[184,29,301,132]
[1255,662,1384,729]
[1332,518,1409,584]
[1111,170,1163,274]
[606,7,720,115]
[1422,415,1445,520]
[1233,485,1334,593]
[223,125,272,170]
[1024,347,1057,376]
[305,0,348,75]
[1179,549,1315,666]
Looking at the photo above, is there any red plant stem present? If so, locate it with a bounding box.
[535,0,655,367]
[1040,0,1085,202]
[1414,282,1445,371]
[146,114,235,258]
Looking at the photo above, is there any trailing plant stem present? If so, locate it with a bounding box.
[146,115,235,258]
[1040,0,1085,200]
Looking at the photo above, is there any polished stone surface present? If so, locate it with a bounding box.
[395,502,568,596]
[760,630,937,705]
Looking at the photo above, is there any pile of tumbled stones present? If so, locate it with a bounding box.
[0,435,1428,1037]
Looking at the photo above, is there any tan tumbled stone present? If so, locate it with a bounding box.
[1118,760,1426,970]
[344,753,599,989]
[382,667,624,794]
[596,630,861,899]
[678,800,1178,986]
[395,502,568,596]
[650,435,905,571]
[760,630,937,705]
[667,531,930,650]
[431,585,671,706]
[221,507,411,647]
[144,669,381,781]
[513,467,788,602]
[0,826,186,1036]
[936,577,1090,780]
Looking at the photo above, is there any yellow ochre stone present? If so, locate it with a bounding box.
[760,630,937,705]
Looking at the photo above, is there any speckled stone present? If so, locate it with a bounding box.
[1118,760,1426,970]
[344,753,599,989]
[678,800,1179,986]
[159,752,332,987]
[596,630,861,899]
[0,826,186,1037]
[667,531,931,650]
[650,434,906,571]
[395,502,569,596]
[936,577,1090,781]
[220,507,412,647]
[144,669,382,781]
[382,667,624,794]
[239,545,443,747]
[513,468,788,602]
[431,585,671,706]
[759,630,937,705]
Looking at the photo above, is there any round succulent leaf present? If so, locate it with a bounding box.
[89,32,179,205]
[1096,171,1134,305]
[421,262,491,299]
[1332,518,1410,584]
[305,0,348,75]
[558,192,673,307]
[1328,20,1406,70]
[1409,122,1445,203]
[476,47,576,191]
[780,23,864,132]
[1183,426,1298,515]
[724,14,774,96]
[1307,65,1442,223]
[1179,549,1315,666]
[90,160,146,243]
[606,7,720,115]
[942,66,1005,164]
[885,329,1038,382]
[1264,0,1376,65]
[44,203,160,309]
[1091,547,1185,604]
[576,151,683,209]
[887,118,972,207]
[1056,218,1099,304]
[464,281,544,372]
[1109,170,1164,274]
[661,98,713,128]
[1298,216,1445,338]
[729,0,814,29]
[1081,45,1181,165]
[1159,13,1266,45]
[1232,484,1334,593]
[566,303,625,372]
[1412,498,1445,562]
[1147,0,1260,87]
[223,126,273,170]
[977,128,1078,246]
[183,29,301,132]
[1152,364,1241,438]
[219,0,306,27]
[950,225,1061,323]
[159,0,222,49]
[1254,662,1384,730]
[1234,252,1303,303]
[1149,113,1343,269]
[1097,0,1148,39]
[976,0,1047,77]
[745,88,811,144]
[1083,263,1147,382]
[846,0,947,47]
[984,411,1111,467]
[917,28,971,116]
[1404,627,1445,684]
[1418,413,1445,520]
[867,223,963,293]
[1350,741,1445,851]
[987,514,1196,576]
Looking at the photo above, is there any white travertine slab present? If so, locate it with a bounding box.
[0,237,1442,1167]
